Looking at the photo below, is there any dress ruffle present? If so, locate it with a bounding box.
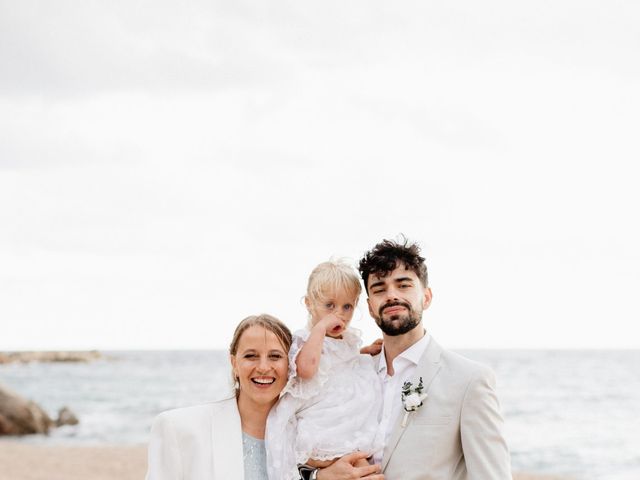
[282,328,363,400]
[266,327,383,480]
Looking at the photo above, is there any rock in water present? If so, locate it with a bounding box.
[0,384,54,435]
[56,406,79,426]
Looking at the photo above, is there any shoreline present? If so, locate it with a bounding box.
[0,441,572,480]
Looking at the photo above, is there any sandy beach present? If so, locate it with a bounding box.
[0,442,571,480]
[0,443,147,480]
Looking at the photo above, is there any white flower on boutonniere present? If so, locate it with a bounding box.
[400,377,428,427]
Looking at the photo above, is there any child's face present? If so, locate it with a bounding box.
[308,288,358,337]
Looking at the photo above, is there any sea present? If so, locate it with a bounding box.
[1,349,639,480]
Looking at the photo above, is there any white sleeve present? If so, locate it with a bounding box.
[460,367,512,480]
[145,412,182,480]
[266,397,301,480]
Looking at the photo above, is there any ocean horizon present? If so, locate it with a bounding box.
[1,349,639,480]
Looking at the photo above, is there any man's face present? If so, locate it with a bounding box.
[366,264,432,336]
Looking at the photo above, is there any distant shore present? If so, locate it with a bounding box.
[0,351,103,364]
[0,441,572,480]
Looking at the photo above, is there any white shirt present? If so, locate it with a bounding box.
[373,332,430,465]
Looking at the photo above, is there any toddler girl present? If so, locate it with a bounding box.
[266,259,383,480]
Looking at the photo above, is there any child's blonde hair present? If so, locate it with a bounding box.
[306,258,362,305]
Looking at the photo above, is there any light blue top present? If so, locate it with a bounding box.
[242,432,268,480]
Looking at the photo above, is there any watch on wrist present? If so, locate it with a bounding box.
[298,464,319,480]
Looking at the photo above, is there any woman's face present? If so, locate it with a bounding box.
[230,325,288,407]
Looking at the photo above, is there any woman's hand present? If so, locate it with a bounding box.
[316,452,384,480]
[360,338,383,356]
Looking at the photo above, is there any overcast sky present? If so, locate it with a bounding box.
[1,0,639,350]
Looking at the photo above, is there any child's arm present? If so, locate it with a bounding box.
[296,314,344,380]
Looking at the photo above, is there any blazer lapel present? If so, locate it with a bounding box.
[210,396,245,479]
[382,338,443,471]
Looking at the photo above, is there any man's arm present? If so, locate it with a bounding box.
[313,452,384,480]
[460,367,512,479]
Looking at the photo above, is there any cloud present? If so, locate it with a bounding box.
[0,1,289,96]
[1,0,639,348]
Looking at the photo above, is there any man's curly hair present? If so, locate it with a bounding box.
[358,236,428,293]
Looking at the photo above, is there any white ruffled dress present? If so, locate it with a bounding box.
[266,327,383,480]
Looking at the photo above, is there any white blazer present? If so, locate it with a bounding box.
[146,395,245,480]
[380,338,512,480]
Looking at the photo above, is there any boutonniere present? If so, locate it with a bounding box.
[401,377,428,427]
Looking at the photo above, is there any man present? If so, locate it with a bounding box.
[358,237,512,479]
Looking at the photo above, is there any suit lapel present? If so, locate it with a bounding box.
[382,338,443,471]
[210,396,244,479]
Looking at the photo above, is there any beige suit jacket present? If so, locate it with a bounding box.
[146,396,244,480]
[381,338,512,480]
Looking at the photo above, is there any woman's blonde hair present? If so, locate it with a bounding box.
[229,313,292,356]
[306,258,362,305]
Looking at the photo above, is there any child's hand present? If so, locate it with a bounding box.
[315,313,346,336]
[298,313,346,379]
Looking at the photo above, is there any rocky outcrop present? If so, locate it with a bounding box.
[0,384,54,435]
[0,350,102,364]
[0,384,80,436]
[56,406,79,427]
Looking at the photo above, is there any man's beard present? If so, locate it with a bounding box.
[374,301,422,336]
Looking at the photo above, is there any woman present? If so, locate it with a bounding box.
[146,314,383,480]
